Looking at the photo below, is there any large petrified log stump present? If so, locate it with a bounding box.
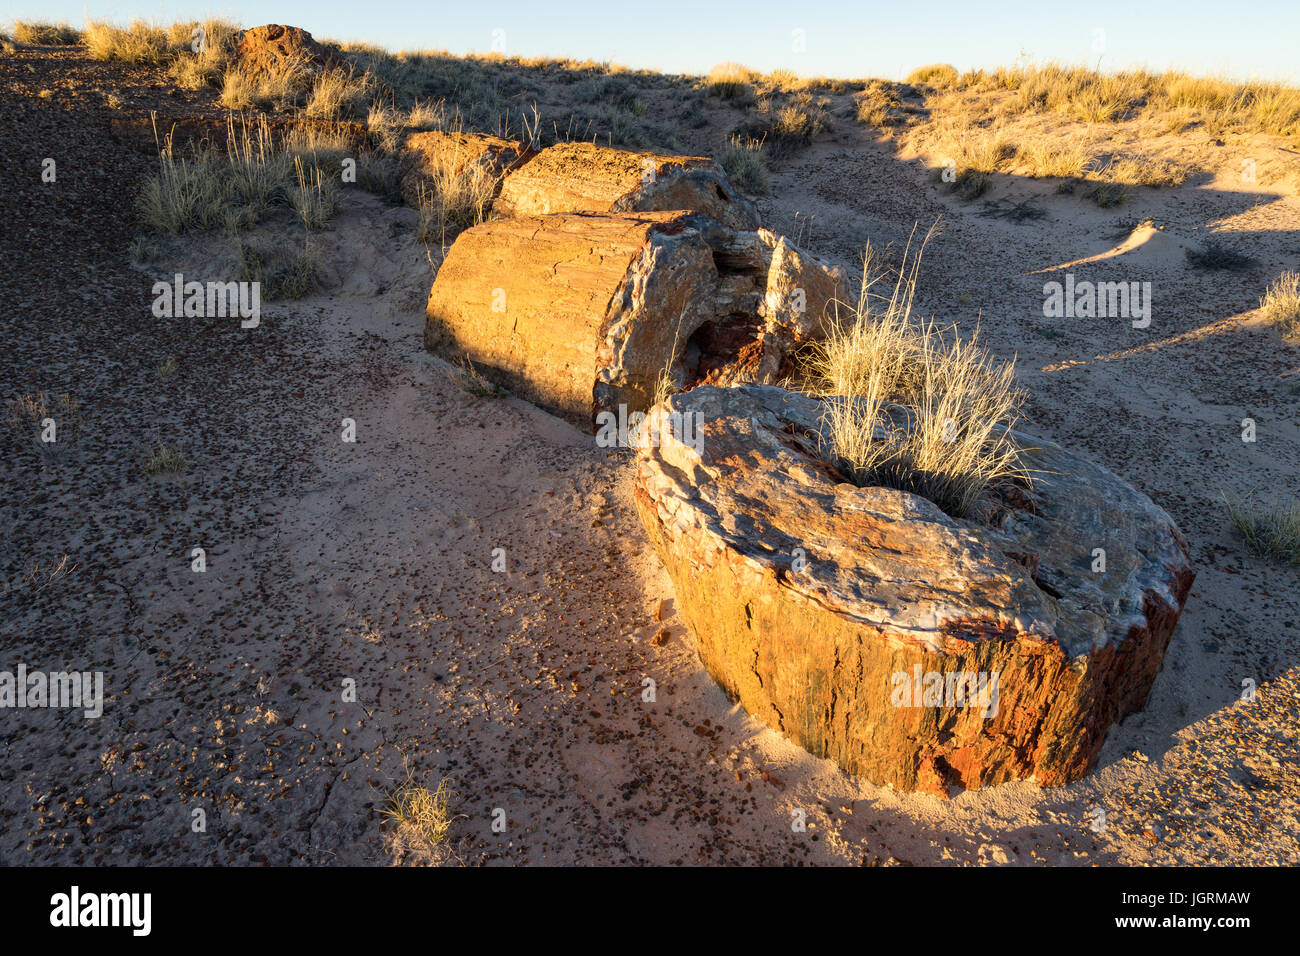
[425,212,842,429]
[632,385,1195,795]
[492,141,760,230]
[399,130,530,208]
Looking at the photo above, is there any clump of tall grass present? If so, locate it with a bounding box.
[906,64,959,89]
[219,53,316,110]
[719,135,769,195]
[1224,492,1300,564]
[411,131,502,244]
[1259,270,1300,339]
[143,443,187,474]
[803,225,1031,518]
[84,19,174,64]
[165,19,241,89]
[139,114,345,236]
[382,776,460,848]
[303,67,369,120]
[931,122,1017,198]
[706,61,757,101]
[12,21,82,45]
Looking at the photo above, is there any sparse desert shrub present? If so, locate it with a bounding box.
[366,103,407,153]
[906,64,959,90]
[1259,271,1300,338]
[1225,492,1300,564]
[13,21,82,45]
[855,81,905,127]
[155,357,180,380]
[707,61,756,101]
[735,92,832,157]
[803,225,1031,518]
[719,135,769,195]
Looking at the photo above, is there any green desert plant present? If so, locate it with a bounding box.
[719,135,769,195]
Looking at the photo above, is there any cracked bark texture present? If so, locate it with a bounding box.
[632,385,1195,795]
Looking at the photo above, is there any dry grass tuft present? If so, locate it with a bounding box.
[707,61,757,101]
[718,135,770,195]
[1225,492,1300,564]
[411,131,501,244]
[906,64,960,89]
[84,19,174,64]
[804,225,1031,518]
[13,21,82,45]
[382,776,460,848]
[143,443,187,475]
[1259,271,1300,339]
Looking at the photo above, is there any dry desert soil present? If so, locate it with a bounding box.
[1,39,1298,866]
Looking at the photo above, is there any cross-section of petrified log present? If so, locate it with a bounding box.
[425,212,843,429]
[632,385,1195,795]
[399,130,530,208]
[492,141,760,229]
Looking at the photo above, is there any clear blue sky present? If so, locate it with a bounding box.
[8,0,1298,82]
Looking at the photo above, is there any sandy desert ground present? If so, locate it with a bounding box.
[1,31,1298,866]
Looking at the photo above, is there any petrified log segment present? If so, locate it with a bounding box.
[235,24,336,76]
[493,141,760,230]
[633,385,1195,795]
[399,130,530,208]
[425,212,843,429]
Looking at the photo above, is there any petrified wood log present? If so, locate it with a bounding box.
[632,385,1195,795]
[425,212,842,429]
[492,141,760,229]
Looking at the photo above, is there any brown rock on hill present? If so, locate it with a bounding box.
[633,385,1196,795]
[235,24,335,76]
[425,212,843,429]
[399,130,530,208]
[492,141,760,230]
